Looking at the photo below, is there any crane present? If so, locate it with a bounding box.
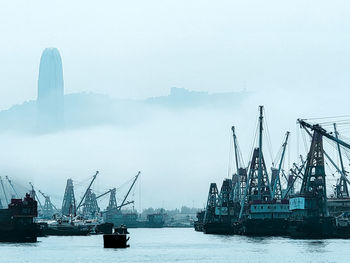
[5,176,18,198]
[96,188,116,200]
[298,119,350,149]
[271,131,290,199]
[239,106,271,219]
[231,126,247,202]
[76,171,99,211]
[29,182,43,210]
[282,158,306,199]
[300,122,350,191]
[118,171,141,210]
[38,190,60,213]
[333,123,349,198]
[0,177,8,205]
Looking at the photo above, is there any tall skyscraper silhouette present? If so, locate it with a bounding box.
[37,48,64,132]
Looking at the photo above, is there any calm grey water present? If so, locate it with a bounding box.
[0,228,349,263]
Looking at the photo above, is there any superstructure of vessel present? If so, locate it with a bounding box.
[0,193,38,242]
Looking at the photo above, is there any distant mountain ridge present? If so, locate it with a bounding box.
[0,88,248,133]
[146,87,247,108]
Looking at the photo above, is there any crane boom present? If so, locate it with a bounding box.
[96,188,115,199]
[272,131,290,198]
[101,201,134,214]
[5,176,18,198]
[282,160,306,199]
[77,171,99,210]
[298,119,350,150]
[232,126,240,174]
[0,177,8,205]
[119,171,140,210]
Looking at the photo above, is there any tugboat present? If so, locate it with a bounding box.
[103,225,130,248]
[43,216,90,236]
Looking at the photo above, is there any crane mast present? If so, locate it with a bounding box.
[239,106,271,218]
[258,106,263,199]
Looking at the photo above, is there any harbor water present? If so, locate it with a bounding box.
[0,228,349,263]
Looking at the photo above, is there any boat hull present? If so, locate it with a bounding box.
[288,217,335,239]
[44,225,90,236]
[103,234,129,248]
[203,222,234,235]
[242,218,289,236]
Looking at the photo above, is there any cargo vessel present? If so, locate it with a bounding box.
[0,193,38,242]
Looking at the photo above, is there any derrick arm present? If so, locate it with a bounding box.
[77,171,99,210]
[119,171,140,210]
[272,131,290,199]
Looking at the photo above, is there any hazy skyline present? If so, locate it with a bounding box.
[0,1,349,209]
[1,1,349,109]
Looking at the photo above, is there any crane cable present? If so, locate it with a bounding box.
[262,108,274,166]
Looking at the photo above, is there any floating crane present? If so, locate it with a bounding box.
[38,190,59,219]
[296,119,350,217]
[203,183,219,227]
[102,172,140,219]
[239,106,272,219]
[82,189,99,218]
[286,119,336,238]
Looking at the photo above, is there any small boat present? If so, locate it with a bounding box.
[103,225,130,248]
[43,217,90,236]
[83,218,114,234]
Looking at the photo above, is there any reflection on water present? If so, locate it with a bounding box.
[304,240,328,253]
[0,242,38,248]
[0,229,348,263]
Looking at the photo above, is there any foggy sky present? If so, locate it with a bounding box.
[0,1,349,209]
[1,1,350,108]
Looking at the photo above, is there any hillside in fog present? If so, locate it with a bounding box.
[0,87,248,133]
